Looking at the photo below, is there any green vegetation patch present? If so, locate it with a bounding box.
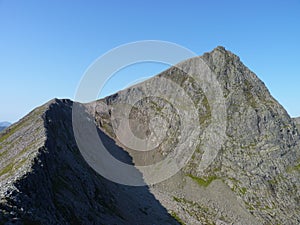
[0,140,40,177]
[0,120,27,143]
[187,174,218,187]
[173,196,182,203]
[286,163,300,173]
[0,156,29,177]
[170,211,185,225]
[294,164,300,171]
[240,187,247,195]
[0,163,14,177]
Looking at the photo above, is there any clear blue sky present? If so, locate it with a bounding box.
[0,0,299,122]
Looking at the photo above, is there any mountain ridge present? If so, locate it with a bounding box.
[0,46,300,224]
[0,99,179,224]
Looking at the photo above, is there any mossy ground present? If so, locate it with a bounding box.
[187,174,218,187]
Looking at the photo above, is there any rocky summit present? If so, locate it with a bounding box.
[0,47,299,225]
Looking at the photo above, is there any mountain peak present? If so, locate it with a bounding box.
[203,45,240,65]
[213,45,227,52]
[205,45,236,57]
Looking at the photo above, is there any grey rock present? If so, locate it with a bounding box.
[293,117,300,132]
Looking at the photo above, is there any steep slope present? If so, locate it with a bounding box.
[0,99,178,224]
[89,46,300,224]
[0,46,299,225]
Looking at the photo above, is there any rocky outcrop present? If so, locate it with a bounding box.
[0,47,299,225]
[293,117,300,133]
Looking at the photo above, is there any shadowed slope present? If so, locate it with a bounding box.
[0,99,179,225]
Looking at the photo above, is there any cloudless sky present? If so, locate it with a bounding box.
[0,0,299,122]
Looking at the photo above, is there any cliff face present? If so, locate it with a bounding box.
[0,47,300,225]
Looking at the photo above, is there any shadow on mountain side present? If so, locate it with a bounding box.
[0,99,179,225]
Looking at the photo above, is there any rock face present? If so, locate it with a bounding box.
[294,117,300,132]
[0,47,300,225]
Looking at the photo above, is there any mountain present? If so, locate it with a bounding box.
[0,122,11,127]
[0,47,299,225]
[0,122,11,132]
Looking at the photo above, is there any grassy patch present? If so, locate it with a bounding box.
[170,211,185,225]
[187,174,218,187]
[0,163,14,177]
[286,158,300,173]
[0,140,40,177]
[0,120,26,143]
[244,201,255,211]
[240,187,247,195]
[0,155,29,177]
[173,196,181,202]
[0,149,8,158]
[294,164,300,171]
[268,178,278,185]
[102,123,115,138]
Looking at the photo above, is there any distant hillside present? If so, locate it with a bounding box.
[0,122,11,132]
